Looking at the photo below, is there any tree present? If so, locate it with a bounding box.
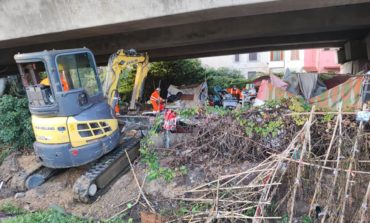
[116,59,247,102]
[205,67,248,90]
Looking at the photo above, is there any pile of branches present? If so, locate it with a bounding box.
[171,108,370,222]
[169,102,301,171]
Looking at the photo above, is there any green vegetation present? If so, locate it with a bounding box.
[0,95,34,164]
[242,119,283,137]
[177,107,199,118]
[205,67,248,89]
[0,203,133,223]
[175,201,211,217]
[302,215,313,223]
[279,213,289,223]
[204,105,230,116]
[287,97,311,126]
[243,207,257,217]
[0,203,25,215]
[116,59,247,102]
[2,209,88,223]
[139,117,176,182]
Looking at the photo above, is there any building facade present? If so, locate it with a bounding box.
[200,49,340,79]
[199,52,270,79]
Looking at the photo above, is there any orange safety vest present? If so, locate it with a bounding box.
[150,90,162,112]
[60,76,69,91]
[227,88,241,97]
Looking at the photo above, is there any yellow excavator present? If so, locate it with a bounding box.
[12,48,149,202]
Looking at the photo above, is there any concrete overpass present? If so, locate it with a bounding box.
[1,0,370,75]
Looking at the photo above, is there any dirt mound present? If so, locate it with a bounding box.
[0,155,190,220]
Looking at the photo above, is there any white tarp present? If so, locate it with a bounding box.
[167,82,208,108]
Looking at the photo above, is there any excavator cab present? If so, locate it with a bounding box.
[15,48,120,168]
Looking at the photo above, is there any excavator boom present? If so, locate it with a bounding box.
[103,49,149,110]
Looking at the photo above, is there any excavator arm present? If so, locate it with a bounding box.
[103,49,149,110]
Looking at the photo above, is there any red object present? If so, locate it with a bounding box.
[163,109,177,131]
[323,75,351,89]
[72,150,78,156]
[252,75,270,87]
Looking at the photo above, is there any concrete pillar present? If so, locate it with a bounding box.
[340,39,370,74]
[337,48,346,64]
[366,35,370,60]
[344,40,367,61]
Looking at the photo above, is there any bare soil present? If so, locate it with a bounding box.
[0,152,195,220]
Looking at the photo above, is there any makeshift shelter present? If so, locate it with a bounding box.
[166,82,208,108]
[252,75,270,87]
[256,73,363,111]
[323,75,351,89]
[309,76,363,110]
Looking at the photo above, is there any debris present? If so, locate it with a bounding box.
[108,151,153,220]
[141,212,166,223]
[166,103,370,222]
[14,192,25,199]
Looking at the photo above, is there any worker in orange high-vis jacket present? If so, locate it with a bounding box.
[40,64,69,91]
[226,85,241,100]
[150,88,164,112]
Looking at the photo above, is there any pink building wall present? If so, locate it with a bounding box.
[304,49,340,73]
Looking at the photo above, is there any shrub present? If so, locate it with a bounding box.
[0,95,34,150]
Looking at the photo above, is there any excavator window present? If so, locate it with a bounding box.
[18,61,55,105]
[19,62,47,87]
[56,52,100,96]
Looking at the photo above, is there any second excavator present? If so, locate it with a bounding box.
[12,48,149,202]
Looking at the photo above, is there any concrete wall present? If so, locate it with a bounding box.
[1,0,367,43]
[200,52,270,78]
[1,1,370,76]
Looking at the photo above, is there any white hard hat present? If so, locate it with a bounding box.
[156,88,161,91]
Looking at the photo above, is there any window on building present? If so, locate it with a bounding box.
[234,54,240,62]
[270,51,284,61]
[249,53,258,61]
[291,50,299,60]
[248,71,257,79]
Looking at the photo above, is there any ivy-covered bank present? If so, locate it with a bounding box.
[0,95,34,164]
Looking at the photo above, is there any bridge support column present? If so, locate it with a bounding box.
[366,34,370,60]
[340,39,370,74]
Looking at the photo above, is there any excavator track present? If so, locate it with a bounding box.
[73,137,140,203]
[11,166,63,192]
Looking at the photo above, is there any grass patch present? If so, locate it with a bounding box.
[0,203,132,223]
[0,203,25,215]
[1,208,88,223]
[0,148,11,165]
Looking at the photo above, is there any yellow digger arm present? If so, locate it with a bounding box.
[103,49,149,109]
